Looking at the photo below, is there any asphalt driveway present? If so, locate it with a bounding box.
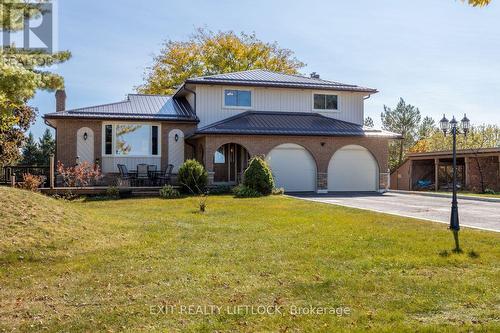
[291,192,500,232]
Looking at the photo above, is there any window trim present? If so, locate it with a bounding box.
[222,87,254,110]
[101,122,161,158]
[311,92,340,112]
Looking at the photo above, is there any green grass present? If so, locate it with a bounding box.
[1,187,499,332]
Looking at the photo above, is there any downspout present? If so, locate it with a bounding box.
[364,94,371,100]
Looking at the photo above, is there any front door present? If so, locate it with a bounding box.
[77,127,94,164]
[213,143,250,183]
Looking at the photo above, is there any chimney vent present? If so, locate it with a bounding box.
[55,89,66,112]
[310,72,320,79]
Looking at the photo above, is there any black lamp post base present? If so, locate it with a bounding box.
[452,230,462,253]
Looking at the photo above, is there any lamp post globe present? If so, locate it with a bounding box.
[439,114,450,135]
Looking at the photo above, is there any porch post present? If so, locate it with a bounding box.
[464,156,470,189]
[409,160,413,190]
[49,154,55,189]
[204,141,215,185]
[434,158,439,191]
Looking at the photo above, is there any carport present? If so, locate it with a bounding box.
[391,148,500,193]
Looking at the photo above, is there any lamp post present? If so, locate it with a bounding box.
[439,113,470,252]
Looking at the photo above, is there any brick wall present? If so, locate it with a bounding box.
[198,135,389,190]
[54,119,102,166]
[468,156,500,192]
[54,119,197,168]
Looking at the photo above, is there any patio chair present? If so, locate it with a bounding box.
[117,164,135,186]
[148,164,158,185]
[136,163,149,186]
[158,164,174,186]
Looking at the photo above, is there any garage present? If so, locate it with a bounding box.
[328,145,378,191]
[266,143,316,192]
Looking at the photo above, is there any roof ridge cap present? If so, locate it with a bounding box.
[128,93,171,97]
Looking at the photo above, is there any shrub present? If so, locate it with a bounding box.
[272,187,285,195]
[177,159,208,194]
[57,161,102,187]
[243,156,274,195]
[232,184,261,198]
[106,186,120,199]
[208,185,232,195]
[19,173,44,191]
[484,188,496,195]
[159,185,181,199]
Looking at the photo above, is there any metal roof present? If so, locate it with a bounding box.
[184,69,377,93]
[407,147,500,158]
[44,94,198,121]
[195,111,401,138]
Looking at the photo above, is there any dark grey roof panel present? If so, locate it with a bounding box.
[196,111,401,138]
[185,69,377,93]
[44,94,198,121]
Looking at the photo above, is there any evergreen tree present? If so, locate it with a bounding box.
[381,98,421,170]
[1,2,71,165]
[21,132,40,165]
[418,116,436,139]
[364,116,374,127]
[37,128,55,165]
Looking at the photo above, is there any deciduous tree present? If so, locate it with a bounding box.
[464,0,491,6]
[138,28,305,95]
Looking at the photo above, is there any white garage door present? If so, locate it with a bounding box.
[266,143,316,192]
[328,145,378,191]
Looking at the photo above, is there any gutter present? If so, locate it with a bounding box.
[184,80,378,94]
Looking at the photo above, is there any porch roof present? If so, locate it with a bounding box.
[194,111,401,138]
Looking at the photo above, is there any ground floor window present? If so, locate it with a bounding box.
[103,123,159,157]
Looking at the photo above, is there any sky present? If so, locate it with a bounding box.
[27,0,500,138]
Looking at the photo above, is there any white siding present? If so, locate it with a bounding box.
[196,85,366,127]
[102,156,161,173]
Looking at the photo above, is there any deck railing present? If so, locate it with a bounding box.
[0,165,50,186]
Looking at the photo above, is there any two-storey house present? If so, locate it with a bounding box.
[44,70,400,192]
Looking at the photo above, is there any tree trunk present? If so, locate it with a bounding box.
[398,139,404,166]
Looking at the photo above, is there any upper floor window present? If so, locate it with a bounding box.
[313,93,338,111]
[224,89,252,108]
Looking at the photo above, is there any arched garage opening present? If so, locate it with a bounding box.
[266,143,316,192]
[328,145,379,192]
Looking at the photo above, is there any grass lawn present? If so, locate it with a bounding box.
[1,187,499,332]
